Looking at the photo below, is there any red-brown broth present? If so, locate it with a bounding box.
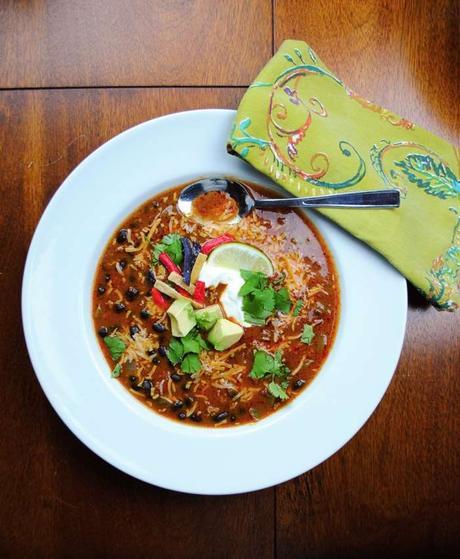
[93,181,339,427]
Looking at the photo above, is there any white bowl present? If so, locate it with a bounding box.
[22,109,407,495]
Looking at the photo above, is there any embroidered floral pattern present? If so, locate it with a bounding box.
[230,48,366,190]
[346,89,415,130]
[426,209,460,310]
[229,40,460,310]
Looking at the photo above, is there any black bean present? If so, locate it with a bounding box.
[142,379,153,394]
[177,411,187,420]
[184,397,193,408]
[119,259,127,270]
[213,411,229,423]
[171,400,183,411]
[129,325,140,338]
[114,302,126,313]
[152,322,165,333]
[146,269,156,285]
[129,375,138,384]
[97,285,106,295]
[147,349,157,356]
[98,326,108,338]
[125,286,139,301]
[190,413,202,423]
[230,415,237,422]
[104,273,111,282]
[152,357,160,365]
[158,346,167,357]
[116,229,128,243]
[170,373,182,383]
[140,309,151,319]
[293,379,306,390]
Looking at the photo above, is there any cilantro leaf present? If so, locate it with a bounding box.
[166,338,184,365]
[181,354,201,374]
[272,350,290,377]
[167,330,209,371]
[198,336,211,350]
[268,381,289,400]
[181,330,206,354]
[243,313,266,326]
[292,300,303,316]
[238,270,268,296]
[239,270,290,324]
[250,350,274,379]
[249,349,291,380]
[111,363,122,378]
[243,288,275,319]
[274,287,291,313]
[152,234,183,265]
[301,324,315,344]
[104,336,126,361]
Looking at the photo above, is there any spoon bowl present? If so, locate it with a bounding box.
[177,177,400,223]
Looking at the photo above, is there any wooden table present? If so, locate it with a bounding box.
[1,1,458,557]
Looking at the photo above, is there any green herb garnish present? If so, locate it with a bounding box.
[301,324,315,344]
[267,381,288,400]
[250,350,291,400]
[181,330,209,354]
[239,270,268,295]
[111,363,122,378]
[249,349,290,380]
[152,233,183,265]
[166,329,208,374]
[166,338,184,365]
[292,300,303,316]
[181,354,202,374]
[239,270,291,325]
[104,336,126,361]
[274,287,291,313]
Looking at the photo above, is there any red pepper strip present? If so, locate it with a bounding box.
[201,234,234,255]
[151,287,169,310]
[159,252,181,274]
[193,280,206,303]
[176,286,191,298]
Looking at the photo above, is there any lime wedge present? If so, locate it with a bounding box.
[207,242,274,276]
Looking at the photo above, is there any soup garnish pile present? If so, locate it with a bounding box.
[93,182,339,427]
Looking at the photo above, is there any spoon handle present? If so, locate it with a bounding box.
[254,189,400,209]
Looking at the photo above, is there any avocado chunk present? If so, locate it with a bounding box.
[208,318,244,351]
[194,304,223,331]
[167,299,196,337]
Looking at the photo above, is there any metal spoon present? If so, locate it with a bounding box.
[178,177,400,223]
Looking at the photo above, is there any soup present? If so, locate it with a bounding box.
[93,181,339,427]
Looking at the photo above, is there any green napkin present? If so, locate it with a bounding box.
[228,40,460,310]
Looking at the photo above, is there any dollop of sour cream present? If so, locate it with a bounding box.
[199,263,250,327]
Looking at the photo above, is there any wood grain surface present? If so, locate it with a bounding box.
[0,89,277,559]
[0,0,459,557]
[275,1,460,557]
[0,0,272,87]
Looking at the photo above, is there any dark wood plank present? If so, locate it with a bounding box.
[275,1,460,556]
[0,88,274,559]
[275,0,459,144]
[0,0,272,88]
